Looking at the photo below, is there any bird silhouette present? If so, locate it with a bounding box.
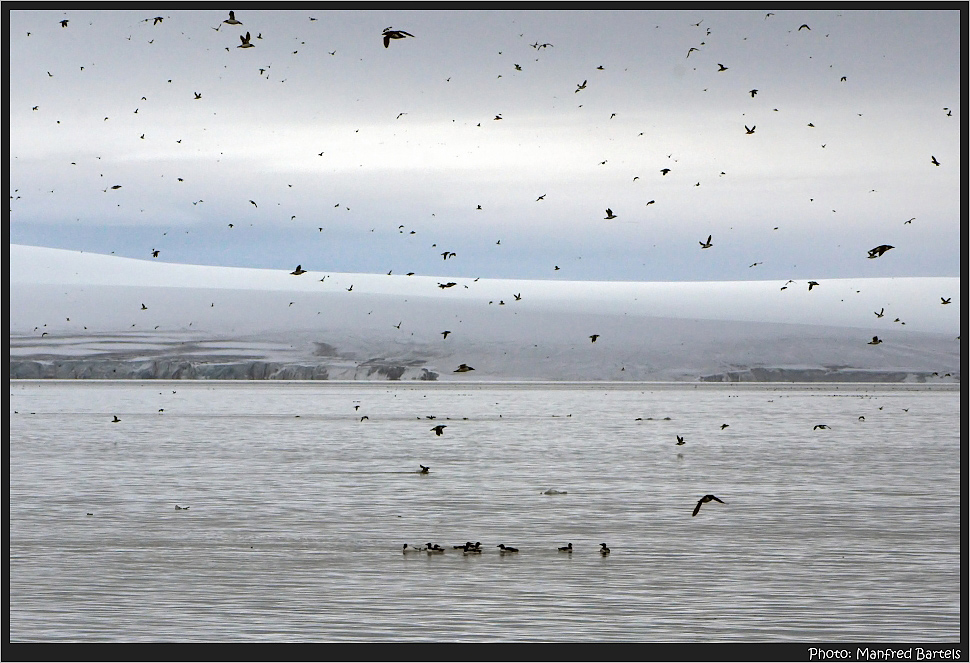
[692,494,725,516]
[290,265,306,275]
[419,465,430,474]
[867,245,894,259]
[868,336,883,345]
[441,331,451,339]
[59,20,69,28]
[941,297,951,305]
[875,308,885,318]
[687,47,699,58]
[798,24,811,30]
[660,168,671,176]
[383,28,415,48]
[513,293,522,301]
[676,435,685,446]
[194,92,202,99]
[238,32,254,48]
[604,208,617,219]
[224,11,242,25]
[152,250,159,258]
[699,235,713,249]
[112,415,121,422]
[749,89,758,97]
[454,364,475,372]
[589,334,600,342]
[720,423,729,430]
[930,155,940,166]
[745,125,756,134]
[717,63,728,71]
[600,543,611,555]
[814,424,830,430]
[575,80,587,92]
[807,281,819,291]
[431,425,446,436]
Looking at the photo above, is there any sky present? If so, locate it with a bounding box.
[5,8,964,282]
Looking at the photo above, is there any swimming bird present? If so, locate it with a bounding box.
[868,336,883,345]
[559,543,573,552]
[175,504,189,510]
[454,364,475,372]
[867,245,894,259]
[112,415,121,423]
[589,334,600,343]
[692,494,725,516]
[403,543,424,553]
[676,435,685,445]
[238,32,254,48]
[224,11,242,25]
[931,155,940,166]
[426,543,445,553]
[431,425,446,436]
[600,543,611,555]
[699,235,713,249]
[497,544,519,553]
[604,208,617,220]
[419,465,430,473]
[290,264,306,275]
[745,125,756,134]
[875,308,885,318]
[383,28,415,48]
[807,281,819,291]
[941,297,951,304]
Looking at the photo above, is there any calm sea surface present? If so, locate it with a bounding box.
[8,381,961,642]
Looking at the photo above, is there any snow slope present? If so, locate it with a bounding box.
[8,245,961,381]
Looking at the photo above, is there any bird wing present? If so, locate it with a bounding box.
[692,501,702,517]
[710,495,725,504]
[383,35,390,47]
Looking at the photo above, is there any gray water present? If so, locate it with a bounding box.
[7,381,961,642]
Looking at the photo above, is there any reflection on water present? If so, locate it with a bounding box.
[8,381,961,641]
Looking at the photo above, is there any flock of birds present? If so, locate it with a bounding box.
[14,12,956,354]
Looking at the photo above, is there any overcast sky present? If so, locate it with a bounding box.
[6,8,963,281]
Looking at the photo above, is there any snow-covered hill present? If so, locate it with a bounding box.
[8,245,960,381]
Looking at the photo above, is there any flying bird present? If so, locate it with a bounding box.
[575,80,587,92]
[441,331,451,339]
[904,218,915,224]
[383,28,415,48]
[152,250,159,258]
[720,423,729,429]
[589,334,600,342]
[699,235,713,249]
[749,89,758,97]
[238,32,254,48]
[431,425,446,436]
[941,297,951,305]
[798,24,811,31]
[676,435,685,446]
[807,281,819,291]
[875,308,885,318]
[604,208,617,220]
[193,92,202,99]
[867,245,894,259]
[660,168,671,176]
[687,47,699,58]
[223,11,242,25]
[59,20,69,28]
[112,415,120,422]
[536,194,546,201]
[692,494,726,517]
[717,63,728,71]
[745,125,756,134]
[290,265,307,275]
[930,155,940,166]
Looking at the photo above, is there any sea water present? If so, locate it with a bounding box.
[7,381,961,642]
